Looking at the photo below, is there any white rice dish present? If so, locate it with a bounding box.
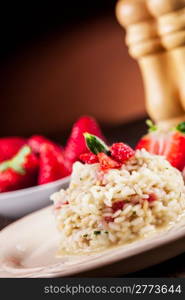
[51,149,185,254]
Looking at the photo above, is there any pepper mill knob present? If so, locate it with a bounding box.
[148,0,185,16]
[148,0,185,49]
[116,0,163,58]
[116,0,185,130]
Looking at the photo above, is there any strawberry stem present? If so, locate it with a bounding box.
[146,119,157,132]
[176,122,185,134]
[84,133,110,155]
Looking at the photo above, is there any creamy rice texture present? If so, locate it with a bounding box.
[51,149,185,254]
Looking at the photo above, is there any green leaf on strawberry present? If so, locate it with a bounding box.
[0,145,31,175]
[176,122,185,134]
[83,132,110,155]
[146,119,157,132]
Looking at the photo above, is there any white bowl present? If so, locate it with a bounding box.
[0,177,70,218]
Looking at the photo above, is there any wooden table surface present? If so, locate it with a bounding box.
[1,118,185,278]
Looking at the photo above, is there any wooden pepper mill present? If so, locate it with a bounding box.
[116,0,185,130]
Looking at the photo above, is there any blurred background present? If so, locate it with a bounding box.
[0,0,146,143]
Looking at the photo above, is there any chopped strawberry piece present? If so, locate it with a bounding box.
[54,201,69,210]
[79,153,99,164]
[97,153,121,170]
[64,116,106,166]
[104,216,114,223]
[147,193,157,202]
[111,143,135,163]
[112,200,125,212]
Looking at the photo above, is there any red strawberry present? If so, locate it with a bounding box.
[0,137,26,162]
[136,133,164,155]
[64,116,106,168]
[97,153,121,170]
[83,133,133,170]
[136,120,164,155]
[136,120,185,171]
[104,216,114,223]
[163,131,185,171]
[28,135,63,154]
[54,201,69,210]
[112,200,125,212]
[79,152,99,164]
[147,193,157,202]
[111,143,135,163]
[0,169,26,192]
[38,144,70,185]
[0,146,39,192]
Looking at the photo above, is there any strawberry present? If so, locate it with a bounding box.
[136,133,164,155]
[64,116,106,168]
[111,143,135,163]
[29,135,71,180]
[38,143,70,185]
[136,120,163,154]
[83,132,135,170]
[54,201,69,210]
[82,133,136,170]
[163,131,185,171]
[0,137,26,162]
[97,153,121,170]
[147,193,157,202]
[136,120,185,171]
[112,200,125,212]
[28,135,63,154]
[104,216,114,223]
[79,153,99,164]
[0,146,39,192]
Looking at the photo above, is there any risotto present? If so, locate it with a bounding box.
[51,149,185,254]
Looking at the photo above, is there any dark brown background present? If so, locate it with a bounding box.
[0,0,145,139]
